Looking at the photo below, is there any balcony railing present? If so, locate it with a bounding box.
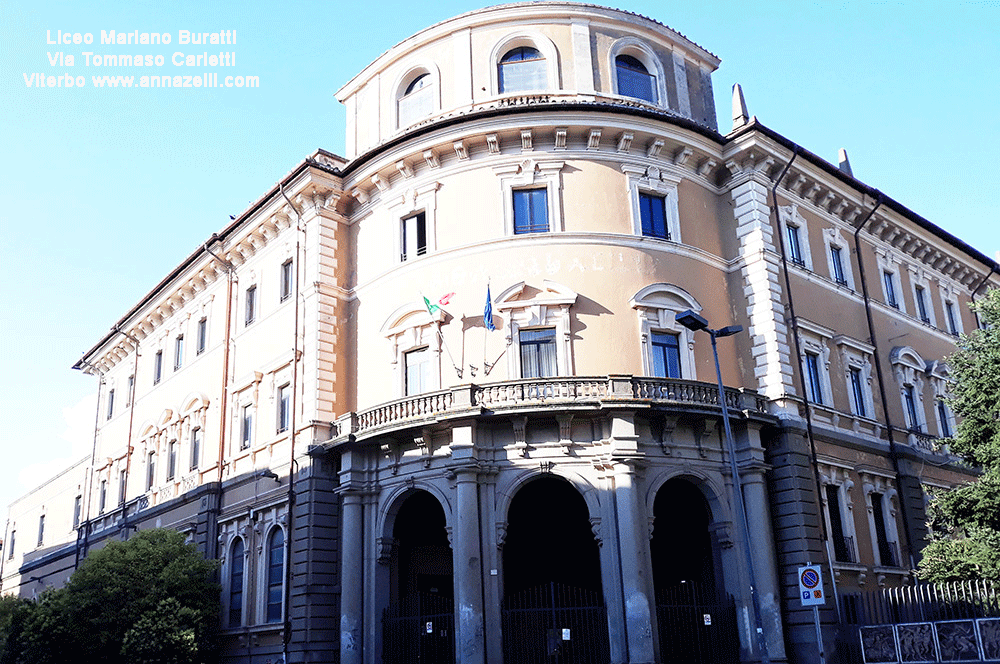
[333,376,769,443]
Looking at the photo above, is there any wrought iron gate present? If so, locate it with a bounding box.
[501,582,611,664]
[383,592,455,664]
[655,581,740,664]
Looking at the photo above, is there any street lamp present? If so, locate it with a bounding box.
[675,310,771,664]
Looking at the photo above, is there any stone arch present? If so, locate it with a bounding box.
[494,466,601,544]
[377,480,454,548]
[607,36,668,106]
[391,61,442,130]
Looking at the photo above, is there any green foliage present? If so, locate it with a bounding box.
[0,530,219,664]
[918,288,1000,582]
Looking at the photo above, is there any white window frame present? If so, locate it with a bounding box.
[280,259,294,302]
[276,383,291,433]
[939,283,964,337]
[389,182,439,264]
[861,473,902,569]
[225,535,247,628]
[240,403,254,450]
[629,283,700,380]
[818,462,859,566]
[196,317,208,355]
[608,37,668,108]
[381,303,445,398]
[392,64,441,130]
[489,32,560,96]
[622,164,681,243]
[174,334,184,371]
[495,280,577,379]
[261,525,286,624]
[778,205,814,271]
[906,266,936,327]
[796,319,834,407]
[927,360,956,438]
[822,227,855,290]
[245,284,257,326]
[875,249,906,314]
[494,159,564,235]
[835,335,875,422]
[890,346,927,434]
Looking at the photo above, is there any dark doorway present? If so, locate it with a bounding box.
[651,477,739,663]
[501,476,609,664]
[383,490,454,664]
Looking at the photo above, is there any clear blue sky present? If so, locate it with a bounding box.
[1,0,997,514]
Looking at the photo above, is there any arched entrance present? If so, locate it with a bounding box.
[651,477,739,663]
[382,490,454,664]
[501,475,610,664]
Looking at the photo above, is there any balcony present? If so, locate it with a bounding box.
[327,376,771,445]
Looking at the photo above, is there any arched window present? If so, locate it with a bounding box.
[397,72,433,128]
[265,528,285,623]
[499,46,546,93]
[228,538,245,627]
[616,54,657,103]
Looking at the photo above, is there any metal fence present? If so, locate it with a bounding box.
[655,581,740,664]
[840,580,1000,663]
[383,592,455,664]
[501,582,610,664]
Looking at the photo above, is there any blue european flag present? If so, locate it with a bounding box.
[484,285,496,331]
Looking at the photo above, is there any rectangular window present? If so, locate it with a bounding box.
[126,375,134,406]
[650,331,681,378]
[118,470,126,505]
[167,440,177,481]
[945,301,959,336]
[871,493,897,567]
[513,188,549,234]
[277,384,291,432]
[190,428,201,471]
[883,271,898,309]
[241,405,253,450]
[401,213,427,261]
[73,496,82,529]
[937,400,952,438]
[404,347,431,396]
[915,286,930,324]
[245,285,257,326]
[196,318,207,355]
[280,259,294,301]
[787,225,805,266]
[146,452,156,490]
[639,193,669,240]
[153,350,163,384]
[36,516,44,547]
[106,388,115,420]
[904,384,921,432]
[519,328,557,378]
[830,246,847,286]
[174,334,184,371]
[849,367,867,418]
[7,530,14,559]
[805,352,823,404]
[99,480,107,514]
[825,486,854,563]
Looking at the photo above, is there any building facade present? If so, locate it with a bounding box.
[3,4,998,664]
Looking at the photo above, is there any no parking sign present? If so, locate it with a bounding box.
[798,564,825,606]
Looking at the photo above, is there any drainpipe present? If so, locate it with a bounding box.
[852,198,918,574]
[73,358,105,566]
[767,147,846,618]
[114,325,142,538]
[205,235,235,562]
[970,265,998,328]
[278,183,304,663]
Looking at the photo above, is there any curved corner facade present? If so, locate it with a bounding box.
[3,4,998,664]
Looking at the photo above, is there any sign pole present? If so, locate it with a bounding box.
[798,562,826,664]
[812,604,825,664]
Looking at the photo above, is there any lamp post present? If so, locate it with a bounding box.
[675,309,771,664]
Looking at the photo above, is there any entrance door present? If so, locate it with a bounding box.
[651,478,739,663]
[501,476,610,664]
[382,491,454,664]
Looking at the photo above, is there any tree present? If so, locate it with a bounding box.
[918,288,1000,582]
[2,529,219,664]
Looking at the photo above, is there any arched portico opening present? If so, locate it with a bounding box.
[501,475,609,664]
[383,490,454,664]
[651,477,739,663]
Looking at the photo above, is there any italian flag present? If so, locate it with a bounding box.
[423,292,454,315]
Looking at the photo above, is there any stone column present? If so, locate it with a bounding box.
[451,423,485,664]
[742,467,787,661]
[340,491,364,664]
[609,412,655,664]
